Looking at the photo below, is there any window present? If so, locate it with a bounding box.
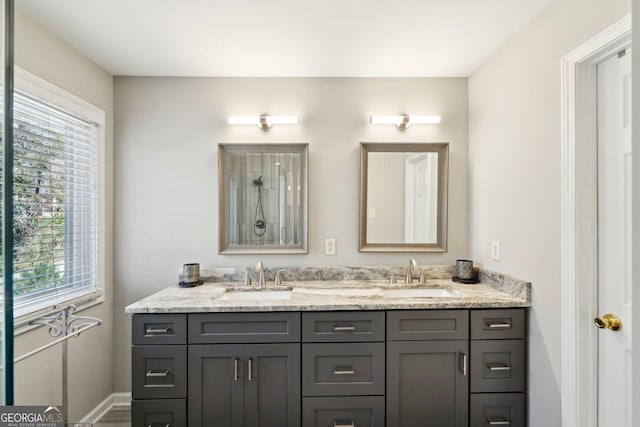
[2,69,105,319]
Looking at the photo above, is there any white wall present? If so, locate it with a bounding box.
[14,10,114,422]
[468,0,630,426]
[113,76,468,389]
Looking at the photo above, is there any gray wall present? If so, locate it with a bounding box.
[13,10,114,422]
[468,0,630,425]
[113,77,469,390]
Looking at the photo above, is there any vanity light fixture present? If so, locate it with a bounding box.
[228,114,299,131]
[370,114,441,131]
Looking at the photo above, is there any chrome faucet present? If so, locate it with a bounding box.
[405,259,419,284]
[256,261,266,288]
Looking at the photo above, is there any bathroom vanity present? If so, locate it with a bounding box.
[127,274,529,427]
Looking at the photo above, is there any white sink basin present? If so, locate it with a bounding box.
[381,287,457,298]
[218,290,293,301]
[292,286,457,299]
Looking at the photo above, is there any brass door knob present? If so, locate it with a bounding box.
[594,313,622,331]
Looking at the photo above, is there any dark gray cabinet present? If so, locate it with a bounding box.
[302,311,385,427]
[132,313,188,427]
[189,343,301,427]
[132,308,527,427]
[387,310,470,427]
[469,309,527,427]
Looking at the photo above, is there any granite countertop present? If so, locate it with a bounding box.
[125,278,530,314]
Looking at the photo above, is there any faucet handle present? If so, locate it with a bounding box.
[389,270,396,285]
[274,269,286,286]
[244,270,252,287]
[419,269,427,285]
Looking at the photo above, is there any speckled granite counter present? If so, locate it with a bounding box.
[125,275,530,314]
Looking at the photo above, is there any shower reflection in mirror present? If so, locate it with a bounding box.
[219,143,308,254]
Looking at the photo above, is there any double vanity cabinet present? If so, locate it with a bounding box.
[131,308,527,427]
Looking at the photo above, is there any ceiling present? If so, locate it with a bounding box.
[17,0,549,78]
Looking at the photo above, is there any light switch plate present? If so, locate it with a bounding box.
[491,240,501,261]
[325,238,336,255]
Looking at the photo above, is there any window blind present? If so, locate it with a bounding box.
[10,90,100,315]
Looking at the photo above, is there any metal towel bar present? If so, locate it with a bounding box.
[14,304,102,424]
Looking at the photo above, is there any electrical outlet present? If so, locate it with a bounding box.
[325,238,336,256]
[491,240,501,261]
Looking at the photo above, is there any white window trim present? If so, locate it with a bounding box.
[12,67,106,332]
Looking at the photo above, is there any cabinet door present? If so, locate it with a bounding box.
[245,343,301,427]
[387,340,469,427]
[188,344,245,427]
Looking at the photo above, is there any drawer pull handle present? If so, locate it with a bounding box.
[334,421,355,427]
[145,327,171,334]
[234,358,239,382]
[147,424,171,427]
[486,322,511,329]
[145,370,170,377]
[333,367,355,375]
[248,357,253,381]
[486,416,511,425]
[487,362,512,371]
[333,325,356,332]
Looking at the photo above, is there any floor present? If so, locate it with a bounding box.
[91,405,131,427]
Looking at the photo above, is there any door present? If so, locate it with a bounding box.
[404,154,439,243]
[596,47,632,426]
[244,343,301,427]
[387,340,469,427]
[188,344,245,427]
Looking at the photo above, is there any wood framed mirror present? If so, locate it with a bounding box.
[359,142,448,252]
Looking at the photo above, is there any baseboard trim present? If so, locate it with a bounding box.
[79,392,131,423]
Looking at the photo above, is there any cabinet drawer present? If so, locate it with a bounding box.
[188,312,301,343]
[132,346,187,399]
[303,343,385,396]
[471,340,525,393]
[387,310,469,341]
[303,396,385,427]
[302,311,385,342]
[132,314,187,345]
[131,399,186,427]
[470,393,525,427]
[471,309,526,340]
